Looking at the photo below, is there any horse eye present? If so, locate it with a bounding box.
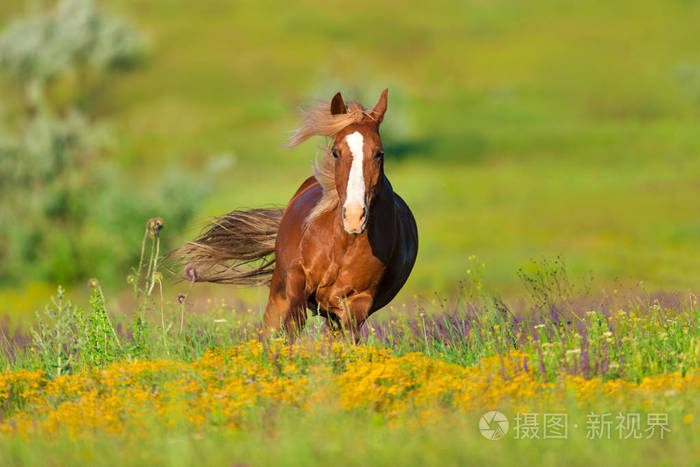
[374,150,384,159]
[332,149,340,159]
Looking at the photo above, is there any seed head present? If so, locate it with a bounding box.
[88,278,100,289]
[147,217,165,237]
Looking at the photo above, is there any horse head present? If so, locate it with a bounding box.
[328,89,388,234]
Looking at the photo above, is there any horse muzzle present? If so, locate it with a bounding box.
[342,203,367,234]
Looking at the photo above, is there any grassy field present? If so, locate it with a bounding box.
[1,267,699,465]
[2,0,700,300]
[106,0,700,294]
[0,227,698,465]
[1,0,699,464]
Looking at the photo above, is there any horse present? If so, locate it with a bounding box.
[174,89,418,341]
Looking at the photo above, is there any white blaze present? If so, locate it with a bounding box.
[344,131,365,209]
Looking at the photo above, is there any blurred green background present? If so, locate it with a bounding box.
[1,0,699,317]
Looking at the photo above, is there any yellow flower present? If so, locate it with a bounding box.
[0,341,697,437]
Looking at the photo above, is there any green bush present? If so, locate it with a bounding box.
[0,0,206,287]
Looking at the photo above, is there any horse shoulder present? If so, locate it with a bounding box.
[275,177,324,270]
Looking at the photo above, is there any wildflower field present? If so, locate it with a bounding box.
[0,227,698,465]
[1,0,700,465]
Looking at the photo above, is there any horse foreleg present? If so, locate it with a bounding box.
[263,270,288,337]
[281,262,309,340]
[264,262,309,341]
[336,293,373,344]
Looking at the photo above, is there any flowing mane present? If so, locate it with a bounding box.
[287,99,376,222]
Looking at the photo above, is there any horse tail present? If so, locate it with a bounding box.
[169,208,283,286]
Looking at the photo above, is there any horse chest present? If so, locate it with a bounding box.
[305,238,386,308]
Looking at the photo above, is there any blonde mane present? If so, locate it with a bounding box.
[287,100,372,222]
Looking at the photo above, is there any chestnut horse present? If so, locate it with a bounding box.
[175,90,418,341]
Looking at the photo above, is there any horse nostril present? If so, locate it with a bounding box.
[361,208,367,220]
[342,207,347,218]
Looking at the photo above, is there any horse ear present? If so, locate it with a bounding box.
[330,92,346,115]
[371,88,388,125]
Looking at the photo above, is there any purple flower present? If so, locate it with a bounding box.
[185,265,198,282]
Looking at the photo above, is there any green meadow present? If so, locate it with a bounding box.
[3,0,700,308]
[0,1,699,464]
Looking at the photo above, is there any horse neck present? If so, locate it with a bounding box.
[377,174,397,221]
